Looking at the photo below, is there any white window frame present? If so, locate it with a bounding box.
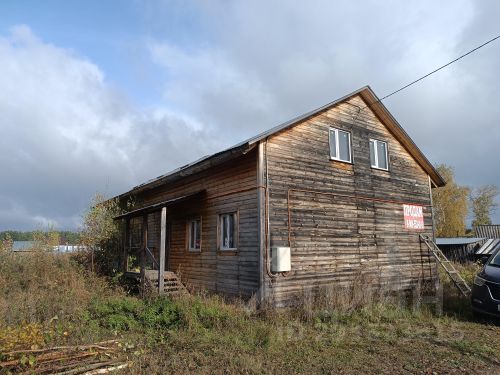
[218,212,238,251]
[187,218,202,252]
[369,139,389,171]
[329,128,352,163]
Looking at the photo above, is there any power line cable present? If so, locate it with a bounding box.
[378,34,500,102]
[347,34,500,130]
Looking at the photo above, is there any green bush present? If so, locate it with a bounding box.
[140,297,182,330]
[89,297,143,331]
[188,297,232,329]
[88,296,183,332]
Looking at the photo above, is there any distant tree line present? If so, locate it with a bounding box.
[0,230,81,244]
[432,164,499,237]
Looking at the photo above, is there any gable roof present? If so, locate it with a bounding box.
[118,85,445,198]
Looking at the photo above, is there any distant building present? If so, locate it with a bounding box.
[11,241,85,253]
[435,237,485,263]
[475,225,500,239]
[475,239,500,259]
[12,241,35,251]
[53,245,86,253]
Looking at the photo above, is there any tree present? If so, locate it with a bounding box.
[432,164,470,237]
[0,232,13,252]
[80,193,122,274]
[470,185,499,228]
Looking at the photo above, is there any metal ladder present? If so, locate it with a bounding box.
[419,235,471,297]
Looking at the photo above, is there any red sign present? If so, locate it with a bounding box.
[403,204,424,230]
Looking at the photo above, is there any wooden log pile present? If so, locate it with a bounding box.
[0,340,128,374]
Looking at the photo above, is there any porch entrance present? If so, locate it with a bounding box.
[115,190,206,295]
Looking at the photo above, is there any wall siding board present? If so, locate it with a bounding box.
[123,150,259,298]
[120,93,438,305]
[263,95,437,305]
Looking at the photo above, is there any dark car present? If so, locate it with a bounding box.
[471,247,500,318]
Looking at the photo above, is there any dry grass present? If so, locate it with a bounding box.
[0,248,113,327]
[0,248,498,374]
[0,241,122,352]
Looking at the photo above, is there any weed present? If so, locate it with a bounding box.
[0,323,45,352]
[1,250,498,374]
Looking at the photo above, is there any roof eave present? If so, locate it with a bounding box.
[115,142,255,201]
[112,85,446,202]
[358,88,446,187]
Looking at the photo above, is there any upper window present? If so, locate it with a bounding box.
[369,139,388,170]
[187,218,201,251]
[329,128,352,163]
[219,212,238,251]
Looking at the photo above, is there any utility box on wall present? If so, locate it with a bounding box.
[272,247,291,272]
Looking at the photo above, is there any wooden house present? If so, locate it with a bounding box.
[112,86,445,305]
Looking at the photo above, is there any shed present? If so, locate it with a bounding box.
[435,237,485,263]
[475,239,500,259]
[110,86,445,305]
[12,241,35,251]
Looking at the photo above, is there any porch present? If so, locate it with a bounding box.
[114,190,206,295]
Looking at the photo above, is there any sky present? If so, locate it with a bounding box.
[0,0,499,231]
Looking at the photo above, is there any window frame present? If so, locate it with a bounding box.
[217,211,239,252]
[369,138,389,171]
[329,127,352,163]
[187,217,202,252]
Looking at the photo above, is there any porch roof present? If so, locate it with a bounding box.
[113,189,206,220]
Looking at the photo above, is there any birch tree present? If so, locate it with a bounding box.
[470,185,499,228]
[432,164,469,237]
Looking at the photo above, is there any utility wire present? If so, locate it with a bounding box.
[379,34,500,102]
[347,34,500,128]
[358,33,500,111]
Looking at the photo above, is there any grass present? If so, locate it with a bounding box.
[0,245,499,374]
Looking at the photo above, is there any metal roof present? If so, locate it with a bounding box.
[436,237,485,246]
[475,225,500,239]
[115,85,445,199]
[12,241,34,251]
[476,239,500,255]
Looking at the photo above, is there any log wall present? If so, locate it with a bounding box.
[264,95,437,304]
[121,93,439,305]
[125,149,260,298]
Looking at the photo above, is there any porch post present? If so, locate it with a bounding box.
[159,207,167,295]
[123,217,130,273]
[140,214,148,296]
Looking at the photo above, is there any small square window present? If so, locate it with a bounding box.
[187,218,201,251]
[219,212,238,251]
[369,139,389,170]
[329,128,352,163]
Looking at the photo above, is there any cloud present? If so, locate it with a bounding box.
[2,0,500,230]
[149,0,500,222]
[149,42,275,144]
[149,0,480,148]
[0,25,216,230]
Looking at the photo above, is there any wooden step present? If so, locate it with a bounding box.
[143,270,189,296]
